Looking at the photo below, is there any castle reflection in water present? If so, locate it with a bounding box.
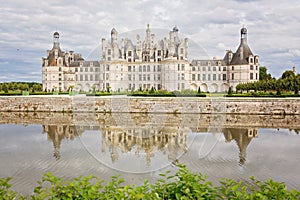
[42,113,258,165]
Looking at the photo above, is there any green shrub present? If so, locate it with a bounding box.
[1,165,300,199]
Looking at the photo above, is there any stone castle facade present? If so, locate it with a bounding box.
[42,25,259,92]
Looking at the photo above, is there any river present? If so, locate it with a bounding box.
[0,112,299,194]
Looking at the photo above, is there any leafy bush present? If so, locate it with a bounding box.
[1,164,300,199]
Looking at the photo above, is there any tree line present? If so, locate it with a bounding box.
[0,82,42,93]
[236,67,300,95]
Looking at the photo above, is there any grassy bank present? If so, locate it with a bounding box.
[1,164,299,199]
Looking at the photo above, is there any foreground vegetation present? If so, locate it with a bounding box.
[233,68,300,96]
[1,164,300,199]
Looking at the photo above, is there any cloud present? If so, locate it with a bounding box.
[0,0,299,81]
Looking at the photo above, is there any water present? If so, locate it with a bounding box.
[0,112,300,194]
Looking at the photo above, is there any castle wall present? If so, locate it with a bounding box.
[0,96,299,115]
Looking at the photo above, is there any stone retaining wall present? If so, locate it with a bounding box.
[0,96,299,115]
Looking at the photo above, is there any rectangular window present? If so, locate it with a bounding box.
[143,65,146,72]
[213,66,216,71]
[139,74,142,81]
[232,73,234,80]
[106,65,110,71]
[181,73,184,80]
[95,74,99,81]
[85,68,88,72]
[158,50,161,56]
[133,74,135,81]
[256,73,258,80]
[202,67,206,71]
[202,74,206,81]
[232,66,234,70]
[192,66,195,71]
[153,65,156,72]
[129,84,131,90]
[143,74,146,81]
[157,74,161,81]
[223,74,226,81]
[192,74,195,81]
[75,68,78,72]
[208,66,211,71]
[223,66,226,71]
[139,65,142,72]
[157,65,161,72]
[133,66,135,72]
[180,48,184,54]
[181,64,185,71]
[147,74,150,81]
[213,74,216,81]
[178,64,180,71]
[250,73,253,80]
[250,65,253,70]
[85,75,88,81]
[95,67,99,72]
[256,66,258,70]
[198,74,201,81]
[90,75,93,81]
[147,65,150,72]
[128,74,132,81]
[106,73,109,80]
[208,74,211,81]
[128,66,131,72]
[80,68,83,72]
[128,51,132,56]
[108,49,111,55]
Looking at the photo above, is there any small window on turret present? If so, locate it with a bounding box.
[180,48,184,54]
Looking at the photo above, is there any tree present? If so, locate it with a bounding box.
[259,66,272,80]
[227,86,233,95]
[281,70,295,80]
[197,87,201,94]
[2,84,8,93]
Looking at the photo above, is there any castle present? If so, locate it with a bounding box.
[42,25,259,92]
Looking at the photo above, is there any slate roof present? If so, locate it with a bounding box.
[230,39,253,65]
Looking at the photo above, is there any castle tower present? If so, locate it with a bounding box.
[145,24,151,50]
[230,27,253,65]
[111,28,118,44]
[111,28,119,60]
[173,25,180,45]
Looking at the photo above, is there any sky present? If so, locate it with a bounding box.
[0,0,300,82]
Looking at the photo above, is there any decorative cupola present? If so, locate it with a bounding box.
[53,31,60,50]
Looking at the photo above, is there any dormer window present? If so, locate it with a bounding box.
[128,51,132,57]
[158,50,161,56]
